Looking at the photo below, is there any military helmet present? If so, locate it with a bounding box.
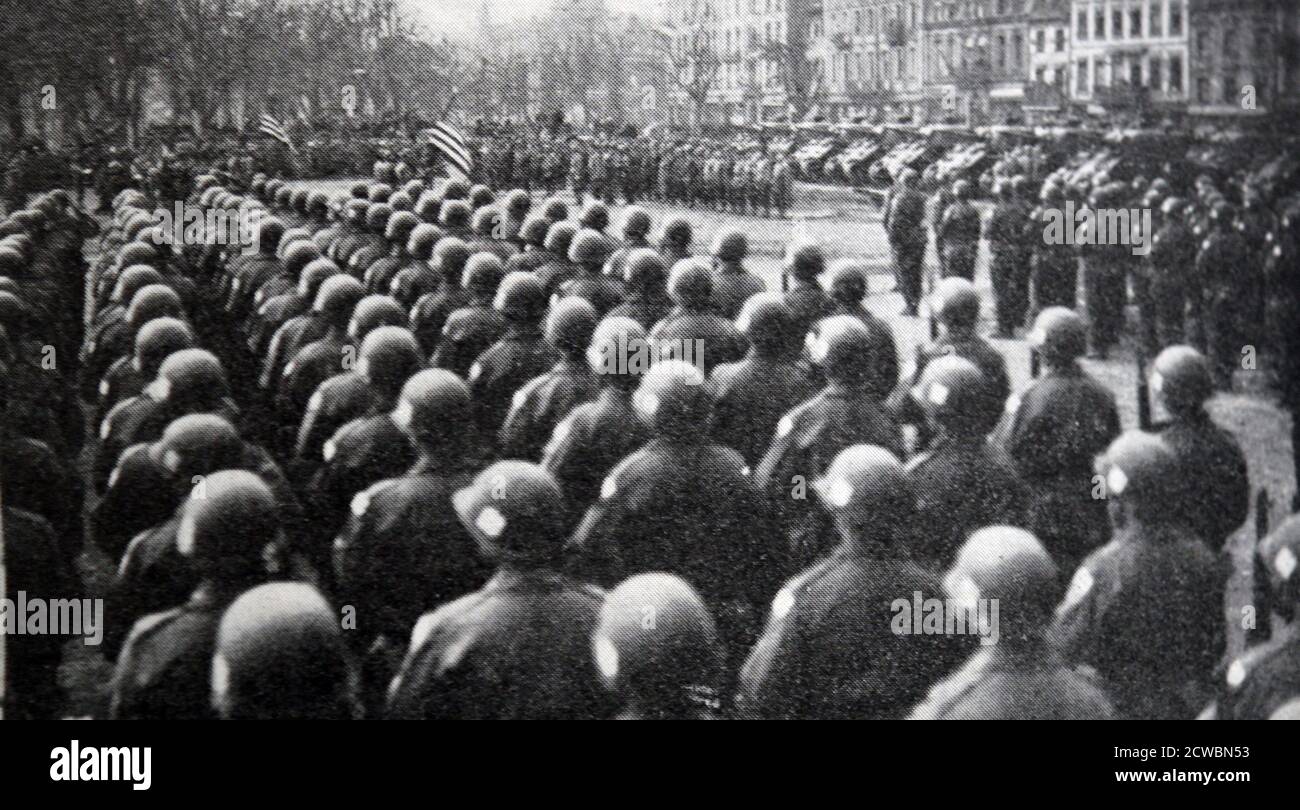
[569,228,612,267]
[347,295,407,343]
[452,461,568,565]
[152,348,230,406]
[298,258,341,299]
[356,325,423,396]
[711,229,747,262]
[439,199,472,230]
[117,241,160,270]
[827,259,866,304]
[945,526,1059,633]
[365,203,394,234]
[1258,514,1300,615]
[471,205,501,238]
[806,315,873,385]
[111,265,164,304]
[912,354,995,436]
[592,573,723,702]
[407,223,444,260]
[1096,431,1180,515]
[391,368,472,446]
[812,444,913,527]
[133,317,196,377]
[659,216,692,249]
[368,183,394,204]
[462,253,506,299]
[1028,306,1087,363]
[540,197,569,223]
[785,242,825,281]
[283,240,323,280]
[213,582,352,720]
[620,206,652,240]
[414,194,441,224]
[544,221,578,256]
[387,191,414,213]
[149,413,244,485]
[667,258,713,308]
[633,360,710,438]
[433,236,472,278]
[385,211,420,245]
[494,271,547,322]
[545,297,599,358]
[519,215,550,247]
[468,184,495,209]
[931,276,980,326]
[312,274,366,326]
[1151,345,1213,416]
[623,247,668,290]
[580,201,611,232]
[587,316,647,386]
[126,284,184,330]
[504,189,531,217]
[735,292,796,358]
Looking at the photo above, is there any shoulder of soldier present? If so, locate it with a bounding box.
[599,443,677,499]
[347,475,407,522]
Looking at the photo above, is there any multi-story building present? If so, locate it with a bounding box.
[1187,0,1285,115]
[808,0,927,122]
[1067,0,1190,113]
[923,1,1034,124]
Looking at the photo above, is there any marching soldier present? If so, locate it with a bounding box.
[938,180,980,281]
[884,168,927,316]
[708,229,764,320]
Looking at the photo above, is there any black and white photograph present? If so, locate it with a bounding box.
[0,0,1298,763]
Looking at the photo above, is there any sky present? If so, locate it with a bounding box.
[412,0,656,39]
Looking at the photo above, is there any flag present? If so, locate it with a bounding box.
[259,113,294,151]
[426,121,473,177]
[297,95,312,125]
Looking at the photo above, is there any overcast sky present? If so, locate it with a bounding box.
[412,0,657,39]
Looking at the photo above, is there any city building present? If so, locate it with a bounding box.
[808,0,928,122]
[1067,0,1190,114]
[923,1,1034,124]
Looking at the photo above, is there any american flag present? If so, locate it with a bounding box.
[259,113,294,151]
[426,121,473,178]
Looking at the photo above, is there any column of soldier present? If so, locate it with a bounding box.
[1,155,1298,722]
[478,135,797,218]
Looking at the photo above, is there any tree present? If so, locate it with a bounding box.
[657,17,723,129]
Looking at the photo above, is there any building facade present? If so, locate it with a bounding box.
[1067,0,1191,113]
[1187,0,1286,115]
[806,1,927,121]
[923,1,1035,124]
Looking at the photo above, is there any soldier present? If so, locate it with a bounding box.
[909,527,1114,719]
[1030,182,1077,311]
[1149,346,1249,551]
[541,316,653,506]
[782,242,835,338]
[466,205,518,262]
[998,307,1119,578]
[468,272,556,436]
[905,356,1028,569]
[532,222,580,297]
[362,210,421,295]
[985,177,1032,338]
[1080,182,1129,359]
[568,361,781,664]
[1148,196,1196,347]
[557,229,622,316]
[429,253,507,377]
[498,297,599,460]
[1053,431,1226,720]
[739,445,966,720]
[657,216,693,266]
[409,237,472,356]
[110,469,278,720]
[755,316,905,571]
[772,152,794,219]
[604,206,652,282]
[1197,200,1252,389]
[305,326,425,559]
[823,260,899,401]
[257,261,347,391]
[387,461,613,720]
[708,229,765,320]
[213,582,358,720]
[1210,514,1300,720]
[503,215,555,276]
[649,259,746,375]
[708,293,817,467]
[884,168,927,316]
[593,573,725,720]
[608,248,672,331]
[938,180,980,281]
[333,369,492,715]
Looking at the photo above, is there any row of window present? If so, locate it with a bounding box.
[1074,52,1183,95]
[1077,1,1184,41]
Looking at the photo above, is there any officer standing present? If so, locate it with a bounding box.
[884,168,927,317]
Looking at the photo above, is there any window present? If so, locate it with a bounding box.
[1077,11,1087,39]
[1096,11,1105,39]
[1077,58,1089,92]
[1151,8,1162,37]
[1197,77,1210,103]
[1224,28,1238,59]
[996,33,1006,69]
[1170,2,1182,36]
[1196,30,1209,58]
[1113,10,1123,38]
[1056,29,1066,51]
[1222,74,1234,103]
[1150,58,1162,91]
[1035,66,1046,83]
[1130,8,1142,38]
[1013,32,1023,66]
[1169,55,1183,91]
[1131,61,1142,86]
[1036,29,1046,53]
